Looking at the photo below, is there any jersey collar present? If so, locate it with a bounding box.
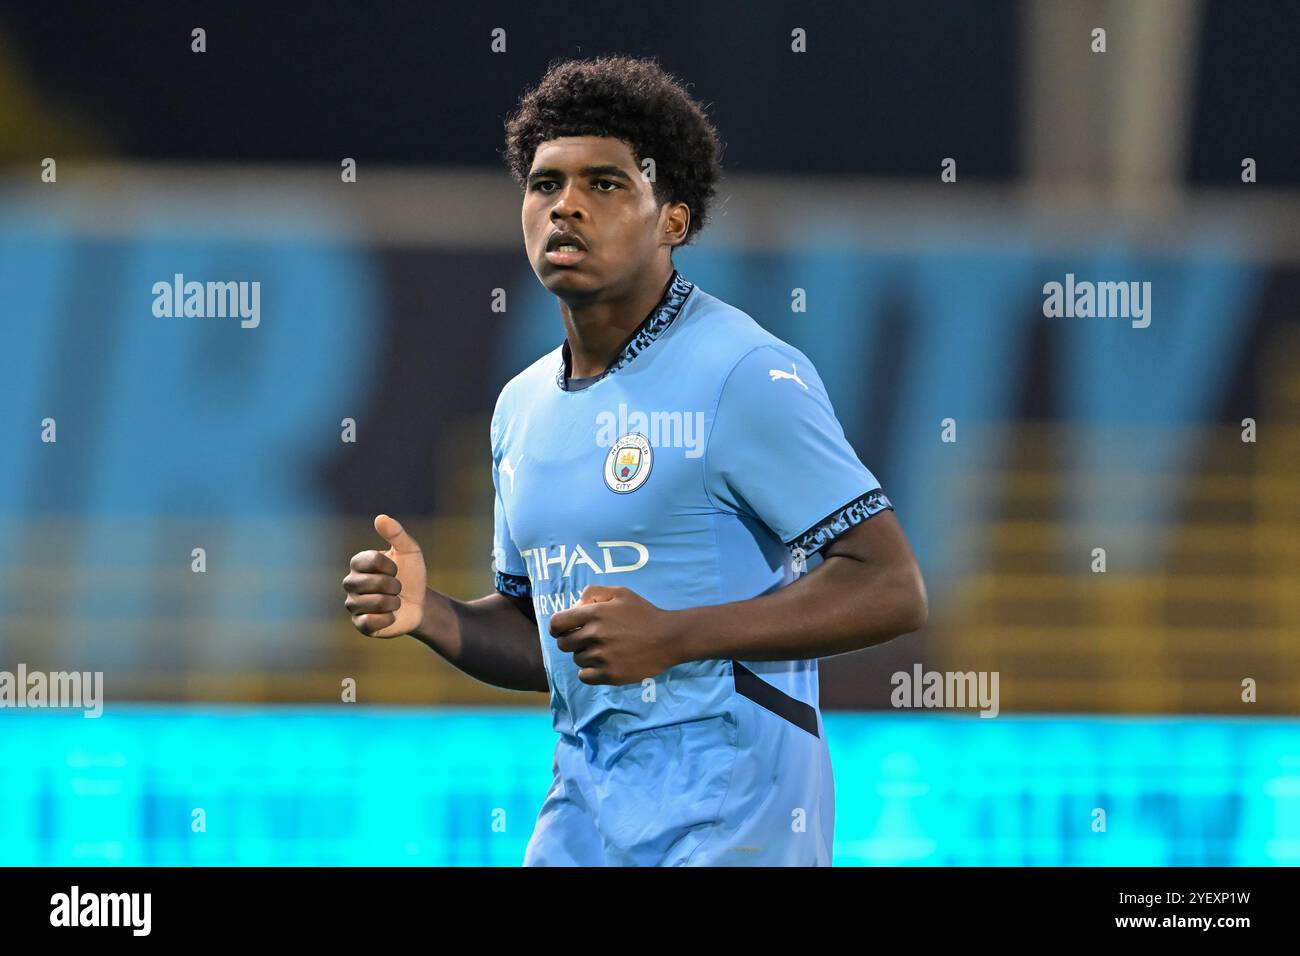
[556,269,695,391]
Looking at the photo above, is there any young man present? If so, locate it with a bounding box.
[343,56,927,866]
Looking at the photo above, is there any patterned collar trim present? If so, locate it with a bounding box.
[556,270,695,391]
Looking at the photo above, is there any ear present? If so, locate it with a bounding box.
[660,200,691,248]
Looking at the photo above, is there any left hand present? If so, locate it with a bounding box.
[548,585,682,685]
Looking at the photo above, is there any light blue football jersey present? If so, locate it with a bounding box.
[491,269,893,865]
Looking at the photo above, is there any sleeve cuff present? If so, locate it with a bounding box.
[786,488,894,558]
[494,569,532,599]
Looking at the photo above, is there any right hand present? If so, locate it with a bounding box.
[343,514,428,638]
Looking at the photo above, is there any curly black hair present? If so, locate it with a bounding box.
[503,55,723,247]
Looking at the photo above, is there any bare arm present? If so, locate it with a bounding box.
[669,510,927,662]
[547,512,927,685]
[409,588,547,692]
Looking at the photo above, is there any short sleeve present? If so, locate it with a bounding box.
[704,344,893,557]
[490,411,531,599]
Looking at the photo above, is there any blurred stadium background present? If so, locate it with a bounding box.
[0,0,1297,864]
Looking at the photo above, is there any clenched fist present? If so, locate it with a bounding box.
[342,514,427,638]
[549,584,683,685]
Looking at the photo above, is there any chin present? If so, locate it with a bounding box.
[541,266,598,295]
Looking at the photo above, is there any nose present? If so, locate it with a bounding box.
[550,181,586,222]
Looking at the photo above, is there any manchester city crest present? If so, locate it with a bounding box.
[604,433,653,493]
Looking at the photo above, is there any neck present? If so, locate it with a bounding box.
[560,261,675,379]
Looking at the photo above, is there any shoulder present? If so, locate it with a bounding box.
[676,287,819,404]
[675,286,812,382]
[490,345,560,449]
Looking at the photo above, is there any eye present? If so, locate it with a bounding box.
[532,181,557,193]
[595,179,620,192]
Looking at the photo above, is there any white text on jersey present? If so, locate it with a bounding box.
[522,541,649,580]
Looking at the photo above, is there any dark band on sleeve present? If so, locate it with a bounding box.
[494,570,532,599]
[787,488,894,558]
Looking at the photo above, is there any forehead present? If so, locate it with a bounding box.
[530,135,638,170]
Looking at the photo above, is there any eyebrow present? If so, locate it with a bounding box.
[526,164,637,186]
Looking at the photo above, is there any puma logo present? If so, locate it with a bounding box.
[769,363,808,389]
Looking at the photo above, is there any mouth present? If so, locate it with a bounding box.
[544,230,589,267]
[545,247,587,267]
